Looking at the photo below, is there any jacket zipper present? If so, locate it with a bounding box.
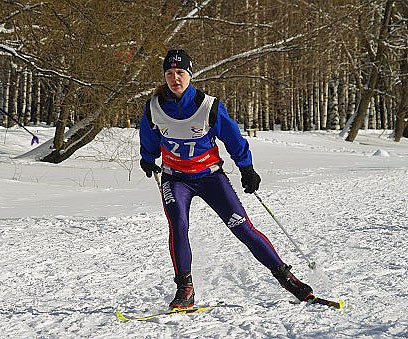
[177,101,182,116]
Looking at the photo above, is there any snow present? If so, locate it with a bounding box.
[372,149,390,157]
[0,125,407,338]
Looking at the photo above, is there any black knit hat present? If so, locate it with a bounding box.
[163,49,193,76]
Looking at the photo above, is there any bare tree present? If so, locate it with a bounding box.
[1,0,407,166]
[345,0,394,141]
[394,49,408,141]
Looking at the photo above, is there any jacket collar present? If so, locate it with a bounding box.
[161,83,197,118]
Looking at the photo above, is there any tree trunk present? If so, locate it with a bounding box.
[302,84,313,131]
[368,96,376,129]
[295,90,301,131]
[245,0,254,130]
[4,69,11,126]
[35,77,41,125]
[11,69,21,127]
[394,50,408,141]
[338,72,347,129]
[304,80,312,131]
[346,0,394,141]
[375,95,381,129]
[386,96,393,129]
[247,97,254,129]
[329,75,340,130]
[0,78,3,120]
[320,76,328,129]
[253,0,260,130]
[233,89,238,123]
[25,71,33,125]
[403,125,408,138]
[263,6,271,131]
[264,69,271,130]
[125,106,131,128]
[239,99,245,128]
[41,114,104,163]
[378,95,386,129]
[280,61,289,131]
[53,80,66,150]
[313,80,320,130]
[347,81,356,121]
[253,88,259,129]
[20,70,28,125]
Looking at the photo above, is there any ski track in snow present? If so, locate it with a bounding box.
[0,127,407,338]
[1,172,407,338]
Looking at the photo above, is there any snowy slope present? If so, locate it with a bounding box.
[0,126,407,338]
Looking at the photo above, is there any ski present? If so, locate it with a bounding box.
[115,297,343,322]
[115,302,223,322]
[306,296,345,309]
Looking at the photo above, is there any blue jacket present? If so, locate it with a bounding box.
[139,84,252,179]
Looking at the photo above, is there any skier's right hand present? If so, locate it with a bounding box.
[140,159,161,178]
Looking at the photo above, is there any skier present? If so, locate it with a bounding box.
[139,49,313,309]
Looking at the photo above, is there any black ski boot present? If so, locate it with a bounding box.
[169,272,195,309]
[272,264,313,301]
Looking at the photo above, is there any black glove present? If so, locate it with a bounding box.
[140,159,161,178]
[239,165,261,193]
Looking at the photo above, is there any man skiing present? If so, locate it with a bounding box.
[139,49,313,309]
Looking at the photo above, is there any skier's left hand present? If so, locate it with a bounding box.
[239,165,261,193]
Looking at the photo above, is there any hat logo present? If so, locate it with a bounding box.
[169,56,182,62]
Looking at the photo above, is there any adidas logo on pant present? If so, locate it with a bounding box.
[227,213,245,228]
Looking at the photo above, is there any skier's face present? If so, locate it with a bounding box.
[165,68,191,98]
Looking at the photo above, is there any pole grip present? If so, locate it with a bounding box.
[153,172,161,192]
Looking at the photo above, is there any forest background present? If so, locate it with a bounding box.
[0,0,407,163]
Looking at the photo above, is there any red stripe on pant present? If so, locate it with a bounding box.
[244,211,281,260]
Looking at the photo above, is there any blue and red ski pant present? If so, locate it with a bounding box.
[160,171,284,275]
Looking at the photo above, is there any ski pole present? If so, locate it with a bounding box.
[253,191,316,270]
[0,107,39,145]
[153,172,161,192]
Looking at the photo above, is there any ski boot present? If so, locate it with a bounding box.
[169,272,195,309]
[272,263,313,301]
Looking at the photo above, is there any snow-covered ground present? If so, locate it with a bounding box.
[0,126,407,338]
